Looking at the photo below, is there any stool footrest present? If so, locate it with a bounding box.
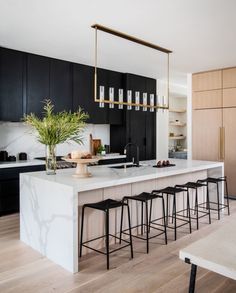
[121,225,166,241]
[81,234,131,256]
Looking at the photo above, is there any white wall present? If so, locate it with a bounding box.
[0,122,110,160]
[187,73,192,159]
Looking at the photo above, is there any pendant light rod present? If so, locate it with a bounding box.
[91,24,172,54]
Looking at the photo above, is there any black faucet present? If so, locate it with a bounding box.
[124,143,140,167]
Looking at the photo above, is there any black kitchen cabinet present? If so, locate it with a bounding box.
[50,59,73,112]
[0,165,45,216]
[73,64,108,124]
[110,73,156,161]
[26,53,50,116]
[0,48,25,121]
[107,70,124,125]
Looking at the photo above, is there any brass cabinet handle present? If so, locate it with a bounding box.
[222,127,225,160]
[218,127,222,161]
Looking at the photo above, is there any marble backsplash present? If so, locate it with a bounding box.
[0,122,110,160]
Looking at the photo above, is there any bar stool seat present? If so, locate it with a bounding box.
[197,176,230,220]
[80,198,133,270]
[176,181,211,229]
[120,192,167,254]
[153,186,192,241]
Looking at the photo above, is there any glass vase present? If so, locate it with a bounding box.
[45,145,57,175]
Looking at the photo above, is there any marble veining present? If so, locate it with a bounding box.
[0,122,110,159]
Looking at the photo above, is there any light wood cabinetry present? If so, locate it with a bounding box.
[223,68,236,88]
[192,89,222,109]
[223,88,236,107]
[192,66,236,196]
[192,109,222,161]
[192,70,222,91]
[223,108,236,195]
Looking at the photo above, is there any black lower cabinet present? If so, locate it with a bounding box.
[0,165,45,216]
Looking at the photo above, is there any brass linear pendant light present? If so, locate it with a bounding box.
[91,24,172,111]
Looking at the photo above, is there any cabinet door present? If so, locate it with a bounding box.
[26,54,50,116]
[50,59,72,112]
[223,88,236,108]
[223,108,236,196]
[192,90,222,109]
[192,109,222,161]
[0,48,25,121]
[145,77,156,160]
[223,67,236,88]
[192,70,222,91]
[73,64,108,124]
[107,70,123,125]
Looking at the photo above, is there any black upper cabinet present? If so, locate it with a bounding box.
[26,54,50,116]
[73,64,108,124]
[110,73,156,161]
[107,70,124,125]
[50,59,72,112]
[0,48,25,121]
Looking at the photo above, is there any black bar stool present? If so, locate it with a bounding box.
[79,198,133,270]
[176,182,211,229]
[197,176,230,220]
[153,186,192,241]
[120,192,167,254]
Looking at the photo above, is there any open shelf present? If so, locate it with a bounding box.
[169,122,186,127]
[169,136,186,140]
[169,108,186,113]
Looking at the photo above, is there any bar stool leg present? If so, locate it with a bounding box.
[119,201,124,244]
[162,197,168,245]
[173,194,177,241]
[149,199,153,233]
[187,190,192,234]
[127,204,133,259]
[145,201,149,253]
[216,182,220,220]
[195,188,199,230]
[206,185,211,224]
[141,201,144,235]
[79,205,85,257]
[105,209,110,270]
[225,179,230,215]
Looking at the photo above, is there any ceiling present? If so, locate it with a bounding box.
[1,0,236,91]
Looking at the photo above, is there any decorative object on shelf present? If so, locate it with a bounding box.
[24,99,88,175]
[91,24,172,111]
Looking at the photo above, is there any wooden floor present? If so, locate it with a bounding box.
[1,202,236,293]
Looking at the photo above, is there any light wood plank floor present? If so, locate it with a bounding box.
[1,201,236,293]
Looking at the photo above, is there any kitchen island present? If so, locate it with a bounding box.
[20,159,224,273]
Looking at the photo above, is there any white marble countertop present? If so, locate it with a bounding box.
[20,159,224,192]
[179,213,236,280]
[0,159,45,169]
[97,154,126,160]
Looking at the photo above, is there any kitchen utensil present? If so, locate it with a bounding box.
[8,155,16,162]
[19,152,27,160]
[0,150,8,161]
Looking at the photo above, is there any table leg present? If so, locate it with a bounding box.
[189,264,197,293]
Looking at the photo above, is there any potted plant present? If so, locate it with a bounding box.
[24,99,88,174]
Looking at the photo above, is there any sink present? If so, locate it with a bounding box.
[110,164,141,169]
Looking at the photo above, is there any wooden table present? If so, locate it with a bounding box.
[179,214,236,292]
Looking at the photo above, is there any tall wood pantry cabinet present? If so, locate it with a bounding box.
[192,68,236,196]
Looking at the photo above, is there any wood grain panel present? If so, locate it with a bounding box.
[192,70,222,91]
[223,88,236,107]
[223,67,236,88]
[192,109,222,161]
[223,108,236,196]
[192,90,222,109]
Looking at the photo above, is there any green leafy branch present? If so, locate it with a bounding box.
[23,99,89,145]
